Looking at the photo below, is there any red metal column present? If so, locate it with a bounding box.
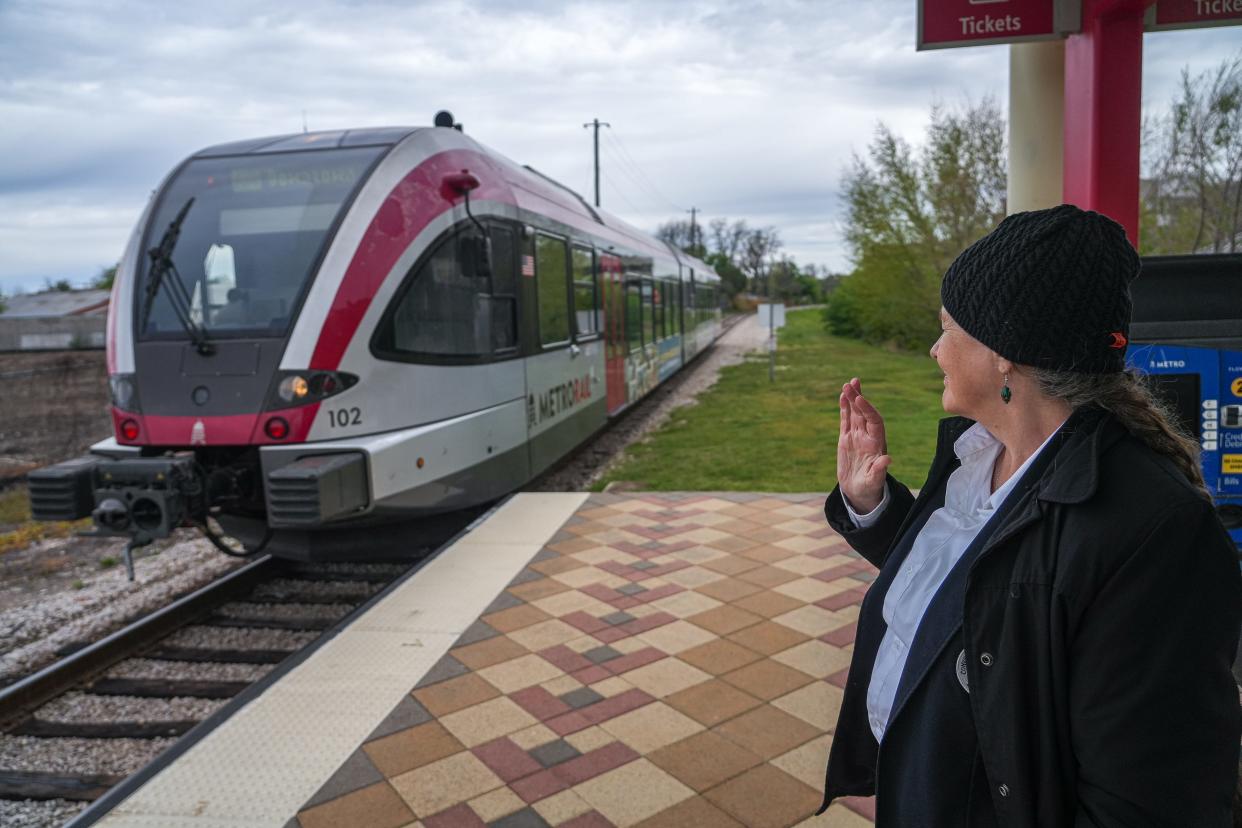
[1062,0,1153,245]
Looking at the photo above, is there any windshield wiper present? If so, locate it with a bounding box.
[141,197,214,356]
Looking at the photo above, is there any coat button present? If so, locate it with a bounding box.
[980,652,994,667]
[998,783,1010,797]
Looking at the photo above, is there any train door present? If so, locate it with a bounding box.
[521,229,607,477]
[601,253,627,414]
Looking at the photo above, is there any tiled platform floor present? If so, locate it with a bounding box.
[292,493,878,828]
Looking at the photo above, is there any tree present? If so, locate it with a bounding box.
[655,218,705,258]
[44,277,74,292]
[705,252,747,297]
[830,97,1006,348]
[655,214,827,303]
[93,264,118,291]
[740,226,783,296]
[708,218,749,263]
[1141,54,1242,254]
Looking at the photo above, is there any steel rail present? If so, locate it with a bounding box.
[0,555,279,729]
[65,499,504,828]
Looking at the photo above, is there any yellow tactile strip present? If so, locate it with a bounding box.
[292,493,878,828]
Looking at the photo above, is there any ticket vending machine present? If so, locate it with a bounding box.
[1127,255,1242,552]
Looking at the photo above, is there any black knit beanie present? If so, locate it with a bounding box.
[940,204,1140,374]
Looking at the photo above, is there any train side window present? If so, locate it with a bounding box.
[671,277,680,335]
[626,280,642,352]
[685,277,695,329]
[641,280,654,346]
[665,279,675,337]
[572,245,598,339]
[378,227,496,358]
[595,256,606,335]
[489,227,518,352]
[651,281,661,341]
[536,233,570,347]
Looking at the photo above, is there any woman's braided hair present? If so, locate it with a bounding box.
[1029,366,1211,500]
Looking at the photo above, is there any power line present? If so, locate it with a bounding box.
[604,128,686,212]
[598,141,666,213]
[601,133,683,214]
[599,165,647,218]
[598,138,688,220]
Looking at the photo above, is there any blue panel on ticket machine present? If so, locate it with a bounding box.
[1126,255,1242,553]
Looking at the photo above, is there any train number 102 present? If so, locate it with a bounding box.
[327,407,362,428]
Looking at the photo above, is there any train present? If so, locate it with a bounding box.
[28,114,725,560]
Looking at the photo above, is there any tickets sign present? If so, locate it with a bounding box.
[1146,0,1242,30]
[918,0,1064,50]
[919,0,1239,50]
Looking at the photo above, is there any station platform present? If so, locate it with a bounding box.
[92,492,877,828]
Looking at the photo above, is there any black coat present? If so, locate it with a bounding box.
[819,408,1242,827]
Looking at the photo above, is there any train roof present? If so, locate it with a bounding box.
[193,127,419,157]
[190,126,720,283]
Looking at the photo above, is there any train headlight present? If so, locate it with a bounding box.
[267,370,359,410]
[279,375,310,402]
[109,374,139,412]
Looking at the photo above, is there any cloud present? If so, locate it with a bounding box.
[0,0,1236,293]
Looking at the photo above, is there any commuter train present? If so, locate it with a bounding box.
[29,115,724,559]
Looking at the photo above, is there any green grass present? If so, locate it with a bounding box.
[596,308,947,492]
[0,487,30,525]
[0,485,90,554]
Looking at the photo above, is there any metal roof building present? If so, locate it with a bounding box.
[1,288,110,318]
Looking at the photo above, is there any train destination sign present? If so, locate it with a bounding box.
[918,0,1061,50]
[1146,0,1242,31]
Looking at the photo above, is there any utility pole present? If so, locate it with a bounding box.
[582,118,610,207]
[768,263,776,383]
[686,207,698,254]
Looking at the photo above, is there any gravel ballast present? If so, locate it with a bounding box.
[103,658,272,683]
[0,735,176,775]
[34,691,226,723]
[0,534,244,686]
[161,625,319,651]
[249,579,379,603]
[215,601,354,622]
[0,799,87,828]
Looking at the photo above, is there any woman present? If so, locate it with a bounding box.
[816,204,1240,827]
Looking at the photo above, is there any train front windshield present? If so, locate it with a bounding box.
[138,147,383,339]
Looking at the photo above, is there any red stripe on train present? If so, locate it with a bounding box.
[308,149,512,372]
[112,405,321,446]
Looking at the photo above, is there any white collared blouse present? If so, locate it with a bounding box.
[844,420,1064,742]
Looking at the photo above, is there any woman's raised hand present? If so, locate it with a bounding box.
[837,377,891,514]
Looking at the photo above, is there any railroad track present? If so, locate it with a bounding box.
[0,317,751,826]
[0,531,468,828]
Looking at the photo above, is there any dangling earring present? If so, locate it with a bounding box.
[1001,374,1011,405]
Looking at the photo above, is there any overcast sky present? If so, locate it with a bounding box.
[0,0,1237,294]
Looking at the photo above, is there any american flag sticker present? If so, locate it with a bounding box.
[521,255,535,277]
